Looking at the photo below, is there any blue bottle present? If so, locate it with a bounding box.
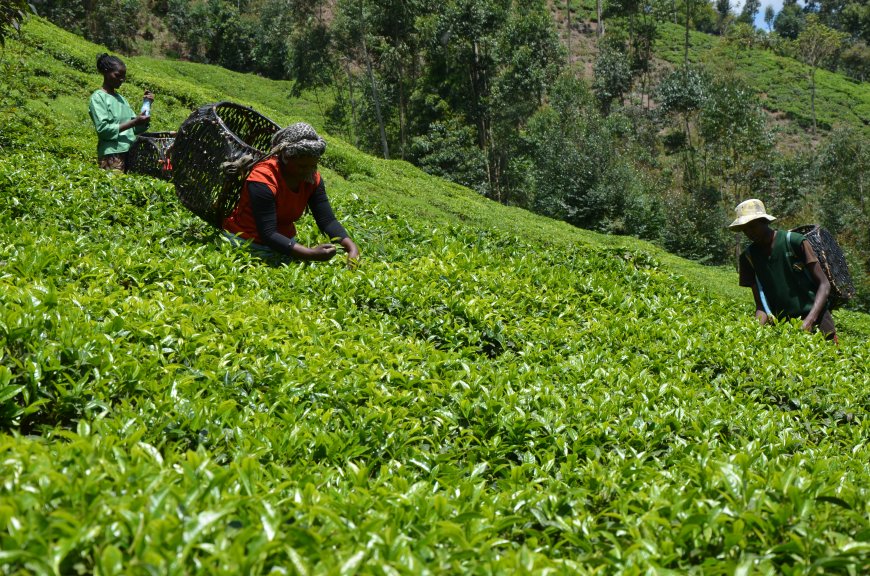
[141,98,151,116]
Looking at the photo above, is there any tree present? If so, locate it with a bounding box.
[33,0,143,52]
[427,0,505,177]
[699,76,772,208]
[523,74,620,228]
[737,0,760,26]
[773,1,805,39]
[492,4,563,123]
[840,40,870,81]
[796,14,847,134]
[727,21,760,49]
[817,127,867,234]
[656,66,725,260]
[592,46,632,114]
[764,5,775,32]
[814,0,870,43]
[410,117,488,193]
[816,127,869,310]
[358,0,389,159]
[338,0,429,158]
[681,0,699,64]
[840,0,870,43]
[489,0,563,203]
[1,0,33,45]
[715,0,732,35]
[656,66,707,156]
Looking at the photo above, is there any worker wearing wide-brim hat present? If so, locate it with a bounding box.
[729,199,836,341]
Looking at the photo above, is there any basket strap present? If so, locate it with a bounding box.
[744,251,772,316]
[756,274,772,316]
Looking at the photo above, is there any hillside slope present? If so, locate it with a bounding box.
[551,2,869,140]
[1,18,869,573]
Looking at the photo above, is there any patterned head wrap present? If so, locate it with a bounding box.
[221,122,326,177]
[270,122,327,163]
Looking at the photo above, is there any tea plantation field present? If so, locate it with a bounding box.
[1,18,869,575]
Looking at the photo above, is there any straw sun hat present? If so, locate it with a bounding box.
[728,199,777,230]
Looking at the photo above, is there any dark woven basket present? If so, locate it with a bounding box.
[792,224,855,308]
[127,132,175,180]
[171,102,280,227]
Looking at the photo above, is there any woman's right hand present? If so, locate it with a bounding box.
[305,243,337,261]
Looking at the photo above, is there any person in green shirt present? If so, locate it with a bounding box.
[730,199,837,341]
[89,53,153,171]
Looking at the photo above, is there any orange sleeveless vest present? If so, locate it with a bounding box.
[223,157,321,243]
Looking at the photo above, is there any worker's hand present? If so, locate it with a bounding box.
[755,310,769,326]
[340,238,360,270]
[143,90,155,103]
[133,113,151,126]
[801,314,817,332]
[309,243,337,261]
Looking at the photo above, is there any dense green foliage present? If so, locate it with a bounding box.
[2,17,870,574]
[0,0,33,45]
[28,1,870,289]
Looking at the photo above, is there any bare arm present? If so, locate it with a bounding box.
[801,261,830,331]
[749,283,769,325]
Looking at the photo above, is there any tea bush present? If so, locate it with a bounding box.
[1,17,869,574]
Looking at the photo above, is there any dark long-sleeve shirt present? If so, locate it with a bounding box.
[248,180,348,255]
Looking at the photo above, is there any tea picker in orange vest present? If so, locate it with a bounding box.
[729,199,836,341]
[222,123,360,267]
[89,53,153,171]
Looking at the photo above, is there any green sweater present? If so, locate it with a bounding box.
[88,89,145,157]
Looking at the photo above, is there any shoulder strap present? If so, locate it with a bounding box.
[743,246,771,314]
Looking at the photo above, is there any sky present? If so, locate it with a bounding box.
[730,0,793,30]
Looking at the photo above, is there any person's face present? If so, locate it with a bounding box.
[739,218,769,244]
[104,65,126,90]
[283,155,319,182]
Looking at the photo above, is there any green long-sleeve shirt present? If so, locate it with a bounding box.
[88,89,146,157]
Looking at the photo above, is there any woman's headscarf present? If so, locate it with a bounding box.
[270,122,326,163]
[222,122,326,176]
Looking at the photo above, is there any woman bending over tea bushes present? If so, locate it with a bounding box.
[89,53,153,171]
[222,123,360,267]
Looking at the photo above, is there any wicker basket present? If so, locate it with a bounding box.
[171,102,280,227]
[127,132,175,180]
[792,224,855,309]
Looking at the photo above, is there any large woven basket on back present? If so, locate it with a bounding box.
[171,102,280,227]
[127,132,175,180]
[792,224,855,309]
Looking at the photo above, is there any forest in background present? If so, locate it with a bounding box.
[12,0,870,309]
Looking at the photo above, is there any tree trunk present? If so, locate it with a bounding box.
[343,59,359,147]
[360,3,390,159]
[566,0,572,62]
[597,0,604,37]
[470,40,488,151]
[810,67,817,136]
[398,60,407,159]
[684,0,692,67]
